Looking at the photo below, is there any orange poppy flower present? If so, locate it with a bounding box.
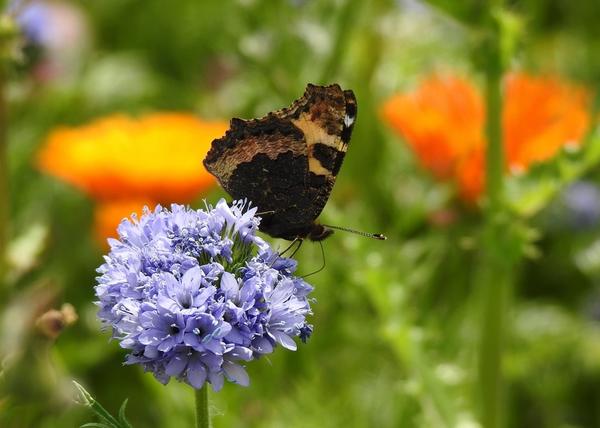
[382,76,485,180]
[382,73,592,202]
[37,112,228,244]
[38,113,228,202]
[503,74,590,171]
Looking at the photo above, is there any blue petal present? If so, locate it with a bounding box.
[220,272,238,299]
[272,331,297,351]
[187,364,207,389]
[253,337,274,354]
[223,361,249,387]
[208,371,224,391]
[165,355,187,376]
[181,266,203,290]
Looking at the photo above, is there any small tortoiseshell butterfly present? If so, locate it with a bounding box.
[204,83,385,242]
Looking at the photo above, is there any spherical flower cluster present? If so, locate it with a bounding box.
[95,199,313,390]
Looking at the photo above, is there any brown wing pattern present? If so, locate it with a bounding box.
[203,83,356,240]
[291,85,356,222]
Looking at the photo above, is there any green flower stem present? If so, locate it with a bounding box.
[318,0,361,84]
[195,386,210,428]
[478,258,512,428]
[478,4,512,428]
[0,67,7,283]
[0,13,16,287]
[484,59,503,212]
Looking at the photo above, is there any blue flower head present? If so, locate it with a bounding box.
[95,199,314,390]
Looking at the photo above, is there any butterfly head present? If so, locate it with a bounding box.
[307,224,334,242]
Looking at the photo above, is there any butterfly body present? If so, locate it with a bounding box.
[203,84,356,241]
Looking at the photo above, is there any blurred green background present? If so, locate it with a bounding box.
[3,0,600,427]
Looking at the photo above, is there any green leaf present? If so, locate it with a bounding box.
[118,399,133,428]
[81,424,115,428]
[421,0,487,26]
[73,381,134,428]
[506,130,600,217]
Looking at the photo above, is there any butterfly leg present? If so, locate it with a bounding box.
[288,238,304,259]
[270,237,303,268]
[301,241,326,278]
[279,237,302,257]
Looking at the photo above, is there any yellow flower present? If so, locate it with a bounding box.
[37,112,228,245]
[38,113,228,202]
[382,73,592,202]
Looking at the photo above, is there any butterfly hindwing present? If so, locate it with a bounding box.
[203,83,356,240]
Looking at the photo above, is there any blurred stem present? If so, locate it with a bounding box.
[478,4,510,428]
[345,0,393,223]
[0,66,7,284]
[484,60,503,212]
[411,339,455,427]
[478,258,512,428]
[195,386,210,428]
[0,13,16,287]
[383,326,456,427]
[318,0,361,84]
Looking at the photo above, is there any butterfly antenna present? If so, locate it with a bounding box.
[321,224,387,240]
[302,241,326,278]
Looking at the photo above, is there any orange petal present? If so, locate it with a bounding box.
[383,72,593,204]
[503,73,591,170]
[93,199,157,248]
[456,149,485,203]
[37,113,229,203]
[382,75,485,180]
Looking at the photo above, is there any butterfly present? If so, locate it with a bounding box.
[204,83,384,242]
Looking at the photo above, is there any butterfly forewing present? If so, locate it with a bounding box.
[203,83,356,240]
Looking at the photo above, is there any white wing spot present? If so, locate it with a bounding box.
[344,114,355,127]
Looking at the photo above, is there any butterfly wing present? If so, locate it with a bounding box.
[203,84,356,240]
[290,84,356,225]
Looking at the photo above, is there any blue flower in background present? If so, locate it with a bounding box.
[95,199,314,390]
[15,2,49,45]
[563,181,600,230]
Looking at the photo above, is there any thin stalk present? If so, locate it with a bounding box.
[0,66,7,284]
[478,261,511,428]
[478,11,509,428]
[195,386,210,428]
[318,0,361,84]
[484,64,503,211]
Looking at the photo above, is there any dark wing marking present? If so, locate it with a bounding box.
[291,86,356,222]
[203,83,357,240]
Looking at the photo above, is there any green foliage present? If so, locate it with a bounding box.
[507,131,600,218]
[74,381,133,428]
[2,1,600,427]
